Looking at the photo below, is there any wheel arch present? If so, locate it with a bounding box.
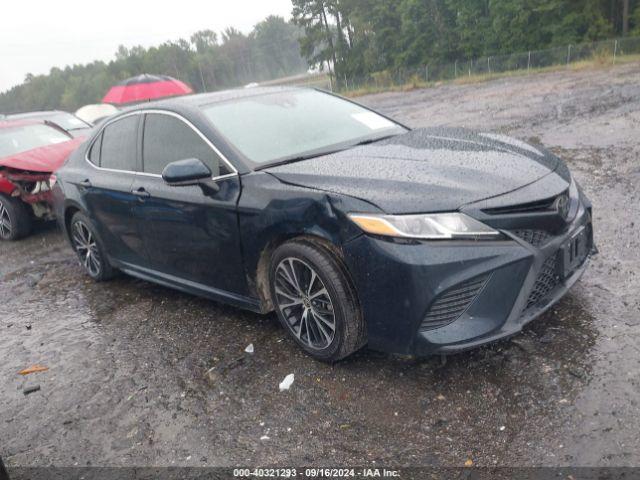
[254,232,353,313]
[237,172,373,315]
[63,202,83,241]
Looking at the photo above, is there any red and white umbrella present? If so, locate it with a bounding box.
[102,74,193,105]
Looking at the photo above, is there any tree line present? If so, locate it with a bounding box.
[292,0,640,82]
[0,16,307,113]
[2,1,640,113]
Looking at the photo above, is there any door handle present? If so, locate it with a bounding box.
[79,179,92,188]
[132,187,150,199]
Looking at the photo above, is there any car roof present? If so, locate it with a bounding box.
[126,86,304,112]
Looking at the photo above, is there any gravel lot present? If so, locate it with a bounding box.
[1,62,639,468]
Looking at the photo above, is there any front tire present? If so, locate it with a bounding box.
[0,194,32,241]
[69,211,115,281]
[269,240,366,362]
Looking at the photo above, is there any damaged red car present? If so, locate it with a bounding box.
[0,119,84,240]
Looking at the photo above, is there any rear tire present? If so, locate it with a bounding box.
[269,240,366,362]
[0,194,32,241]
[69,211,116,281]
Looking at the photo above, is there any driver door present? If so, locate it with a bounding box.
[130,112,248,297]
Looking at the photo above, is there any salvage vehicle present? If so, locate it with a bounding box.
[52,87,594,361]
[0,119,83,240]
[8,110,92,138]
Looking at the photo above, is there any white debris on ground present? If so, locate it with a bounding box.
[245,343,254,354]
[279,373,295,391]
[260,435,270,441]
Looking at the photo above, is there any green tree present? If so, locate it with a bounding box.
[396,0,457,66]
[292,0,340,77]
[445,0,491,58]
[630,0,640,33]
[191,30,218,54]
[253,16,307,78]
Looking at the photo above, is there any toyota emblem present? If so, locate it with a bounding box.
[554,194,570,220]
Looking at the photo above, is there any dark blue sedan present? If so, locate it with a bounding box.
[52,87,594,361]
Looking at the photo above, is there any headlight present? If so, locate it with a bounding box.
[348,212,501,240]
[567,175,579,221]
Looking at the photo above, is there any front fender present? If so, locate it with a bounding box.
[237,172,378,300]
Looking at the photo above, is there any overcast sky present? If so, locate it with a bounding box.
[0,0,293,93]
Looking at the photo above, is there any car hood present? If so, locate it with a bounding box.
[266,128,562,214]
[0,137,84,173]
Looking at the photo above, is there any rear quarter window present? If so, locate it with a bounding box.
[88,132,102,166]
[100,115,139,171]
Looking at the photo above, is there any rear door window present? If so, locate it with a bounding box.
[100,115,139,171]
[142,113,230,177]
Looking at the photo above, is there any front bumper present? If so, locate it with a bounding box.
[342,196,594,356]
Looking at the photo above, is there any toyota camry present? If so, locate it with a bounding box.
[52,87,594,361]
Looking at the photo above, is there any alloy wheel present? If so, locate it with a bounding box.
[71,221,102,277]
[0,201,11,239]
[274,257,336,350]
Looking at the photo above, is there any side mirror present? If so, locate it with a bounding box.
[162,158,211,186]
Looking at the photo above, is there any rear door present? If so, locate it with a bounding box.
[130,112,248,296]
[82,114,147,265]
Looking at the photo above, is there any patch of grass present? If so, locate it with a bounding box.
[340,54,640,97]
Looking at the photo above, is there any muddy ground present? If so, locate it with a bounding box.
[1,63,639,468]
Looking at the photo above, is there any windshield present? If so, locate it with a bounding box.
[0,124,71,158]
[203,89,406,165]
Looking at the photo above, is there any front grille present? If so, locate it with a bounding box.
[420,274,490,331]
[483,190,568,216]
[525,253,560,310]
[513,229,551,247]
[483,197,557,215]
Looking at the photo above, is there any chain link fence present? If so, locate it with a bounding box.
[266,36,640,93]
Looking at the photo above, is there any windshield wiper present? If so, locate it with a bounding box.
[257,134,401,170]
[256,147,348,170]
[351,133,400,147]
